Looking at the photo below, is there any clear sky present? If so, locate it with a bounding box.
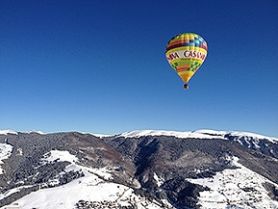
[0,0,277,136]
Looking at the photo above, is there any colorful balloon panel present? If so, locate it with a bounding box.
[165,33,208,85]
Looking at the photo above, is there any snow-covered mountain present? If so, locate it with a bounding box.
[0,130,277,209]
[119,129,277,142]
[119,129,278,159]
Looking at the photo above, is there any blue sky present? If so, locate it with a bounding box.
[0,0,277,136]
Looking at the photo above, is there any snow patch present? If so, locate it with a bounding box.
[16,148,23,156]
[0,143,13,174]
[42,150,78,164]
[79,131,112,138]
[88,167,113,180]
[0,130,17,135]
[92,133,112,138]
[27,130,46,135]
[153,173,164,187]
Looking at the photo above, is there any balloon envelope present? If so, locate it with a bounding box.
[165,33,208,87]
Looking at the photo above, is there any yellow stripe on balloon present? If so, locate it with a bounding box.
[178,71,195,83]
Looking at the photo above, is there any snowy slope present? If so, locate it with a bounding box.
[118,130,224,139]
[0,143,13,174]
[42,150,78,164]
[196,129,278,142]
[118,129,277,141]
[1,150,173,209]
[186,157,278,209]
[41,150,113,181]
[227,131,278,142]
[0,130,17,135]
[3,175,169,209]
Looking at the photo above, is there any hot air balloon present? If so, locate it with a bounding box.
[165,33,208,89]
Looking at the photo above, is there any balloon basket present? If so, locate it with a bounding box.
[183,83,189,89]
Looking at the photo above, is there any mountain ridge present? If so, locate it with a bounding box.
[1,129,277,141]
[0,130,278,209]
